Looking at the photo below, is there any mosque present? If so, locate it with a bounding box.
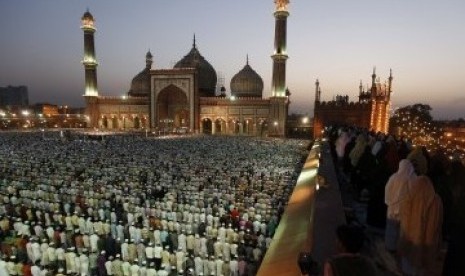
[313,69,393,138]
[82,0,290,137]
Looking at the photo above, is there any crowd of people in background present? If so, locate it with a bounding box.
[327,126,465,276]
[0,132,309,276]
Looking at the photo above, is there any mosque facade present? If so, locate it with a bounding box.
[313,68,393,138]
[82,0,290,137]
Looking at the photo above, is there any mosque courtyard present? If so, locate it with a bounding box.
[0,131,311,275]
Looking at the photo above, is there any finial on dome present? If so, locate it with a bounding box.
[193,34,197,49]
[246,54,249,65]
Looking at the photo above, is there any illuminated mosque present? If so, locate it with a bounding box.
[82,0,291,136]
[313,69,393,138]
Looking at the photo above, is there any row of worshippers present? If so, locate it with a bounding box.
[328,126,465,275]
[0,133,309,275]
[0,248,258,275]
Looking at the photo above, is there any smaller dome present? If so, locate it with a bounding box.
[127,68,150,97]
[230,58,263,98]
[128,52,153,97]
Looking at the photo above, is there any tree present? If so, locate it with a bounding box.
[390,103,439,149]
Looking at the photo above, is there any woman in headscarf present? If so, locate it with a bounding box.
[398,175,443,275]
[335,131,351,162]
[407,147,428,176]
[384,159,416,252]
[349,134,368,169]
[349,134,372,198]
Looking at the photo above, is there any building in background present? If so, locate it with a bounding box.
[0,85,29,107]
[83,0,290,137]
[313,68,393,138]
[286,113,312,138]
[33,103,59,116]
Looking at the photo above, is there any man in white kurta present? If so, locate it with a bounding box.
[80,252,89,276]
[90,233,99,254]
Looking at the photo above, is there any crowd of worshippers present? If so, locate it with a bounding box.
[327,126,465,276]
[0,132,310,276]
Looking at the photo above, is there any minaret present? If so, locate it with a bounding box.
[268,0,290,137]
[271,0,289,97]
[371,66,377,97]
[81,10,98,97]
[315,79,320,103]
[146,50,153,69]
[388,69,393,96]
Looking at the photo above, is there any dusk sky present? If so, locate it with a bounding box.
[1,1,464,119]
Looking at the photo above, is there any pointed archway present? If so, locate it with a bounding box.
[257,119,268,137]
[202,118,212,134]
[102,116,108,129]
[156,84,189,131]
[134,116,141,129]
[112,116,119,129]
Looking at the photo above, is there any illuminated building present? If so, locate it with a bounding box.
[33,103,59,116]
[82,1,290,136]
[313,68,393,138]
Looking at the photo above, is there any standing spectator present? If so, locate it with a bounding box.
[384,159,416,252]
[398,176,443,275]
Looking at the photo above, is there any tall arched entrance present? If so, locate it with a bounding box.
[156,84,189,131]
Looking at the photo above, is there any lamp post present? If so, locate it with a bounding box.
[274,121,278,135]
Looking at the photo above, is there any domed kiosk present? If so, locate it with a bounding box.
[230,57,264,98]
[174,37,217,97]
